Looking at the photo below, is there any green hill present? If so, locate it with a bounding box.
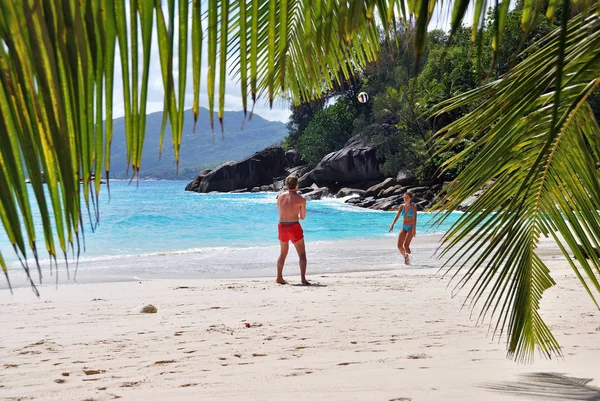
[108,108,288,180]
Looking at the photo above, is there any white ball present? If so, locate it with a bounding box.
[357,91,369,103]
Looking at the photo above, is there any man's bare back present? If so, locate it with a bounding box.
[276,175,309,285]
[277,190,306,222]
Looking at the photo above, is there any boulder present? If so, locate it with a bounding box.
[366,178,396,197]
[396,170,416,186]
[423,190,435,201]
[356,196,376,208]
[259,185,272,192]
[370,195,404,211]
[458,191,483,211]
[303,187,330,201]
[285,149,302,167]
[335,188,366,198]
[251,187,260,193]
[229,189,247,193]
[416,200,430,211]
[300,137,382,188]
[185,145,286,193]
[286,164,311,178]
[298,171,315,189]
[393,186,406,196]
[378,185,402,198]
[343,134,372,148]
[404,186,430,195]
[344,197,363,205]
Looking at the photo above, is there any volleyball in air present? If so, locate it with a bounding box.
[357,91,369,103]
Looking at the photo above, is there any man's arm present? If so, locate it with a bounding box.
[299,198,307,220]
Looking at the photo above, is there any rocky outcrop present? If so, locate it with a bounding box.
[185,145,286,193]
[303,186,330,201]
[396,170,416,186]
[335,188,366,198]
[299,135,382,189]
[365,178,396,197]
[182,143,448,212]
[342,181,444,211]
[285,149,302,167]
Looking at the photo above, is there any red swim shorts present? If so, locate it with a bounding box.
[278,222,304,243]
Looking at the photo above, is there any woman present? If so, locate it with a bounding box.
[389,191,417,265]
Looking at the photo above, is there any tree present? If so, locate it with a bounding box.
[1,0,598,362]
[283,99,326,150]
[298,98,356,165]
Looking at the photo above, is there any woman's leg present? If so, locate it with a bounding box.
[397,229,407,258]
[403,231,415,264]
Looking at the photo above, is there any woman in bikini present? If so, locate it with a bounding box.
[388,191,417,265]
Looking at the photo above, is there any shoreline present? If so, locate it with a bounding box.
[1,234,445,291]
[1,234,599,400]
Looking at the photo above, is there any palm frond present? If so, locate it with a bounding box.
[433,8,600,361]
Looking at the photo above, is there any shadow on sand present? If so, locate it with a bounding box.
[289,282,327,288]
[485,373,600,400]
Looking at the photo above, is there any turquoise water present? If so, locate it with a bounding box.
[0,181,460,287]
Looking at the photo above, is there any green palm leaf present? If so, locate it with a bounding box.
[433,8,600,360]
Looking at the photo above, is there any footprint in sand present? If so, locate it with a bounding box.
[154,360,176,365]
[407,353,430,360]
[83,369,105,375]
[286,371,313,377]
[120,381,141,388]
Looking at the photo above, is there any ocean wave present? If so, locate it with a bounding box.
[5,244,282,271]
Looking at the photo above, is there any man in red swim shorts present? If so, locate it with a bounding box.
[276,175,310,285]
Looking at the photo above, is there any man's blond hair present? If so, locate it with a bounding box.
[286,175,298,190]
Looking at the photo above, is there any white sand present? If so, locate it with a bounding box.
[1,235,600,401]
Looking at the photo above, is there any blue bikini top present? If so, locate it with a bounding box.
[400,203,414,217]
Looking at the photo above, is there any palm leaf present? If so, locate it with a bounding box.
[433,8,600,361]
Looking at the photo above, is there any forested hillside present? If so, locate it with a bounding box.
[109,108,287,180]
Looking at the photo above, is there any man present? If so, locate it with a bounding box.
[276,175,310,285]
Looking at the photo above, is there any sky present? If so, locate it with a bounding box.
[110,3,474,125]
[110,10,292,124]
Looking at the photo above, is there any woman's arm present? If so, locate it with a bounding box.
[412,204,417,236]
[389,204,403,232]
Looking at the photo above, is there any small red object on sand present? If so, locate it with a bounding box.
[245,323,251,328]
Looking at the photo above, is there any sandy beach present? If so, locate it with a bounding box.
[1,235,600,401]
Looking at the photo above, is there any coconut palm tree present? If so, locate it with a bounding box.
[0,0,597,360]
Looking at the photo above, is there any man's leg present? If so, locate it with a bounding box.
[277,241,289,284]
[292,239,309,285]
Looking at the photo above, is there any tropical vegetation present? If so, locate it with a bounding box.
[0,0,598,361]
